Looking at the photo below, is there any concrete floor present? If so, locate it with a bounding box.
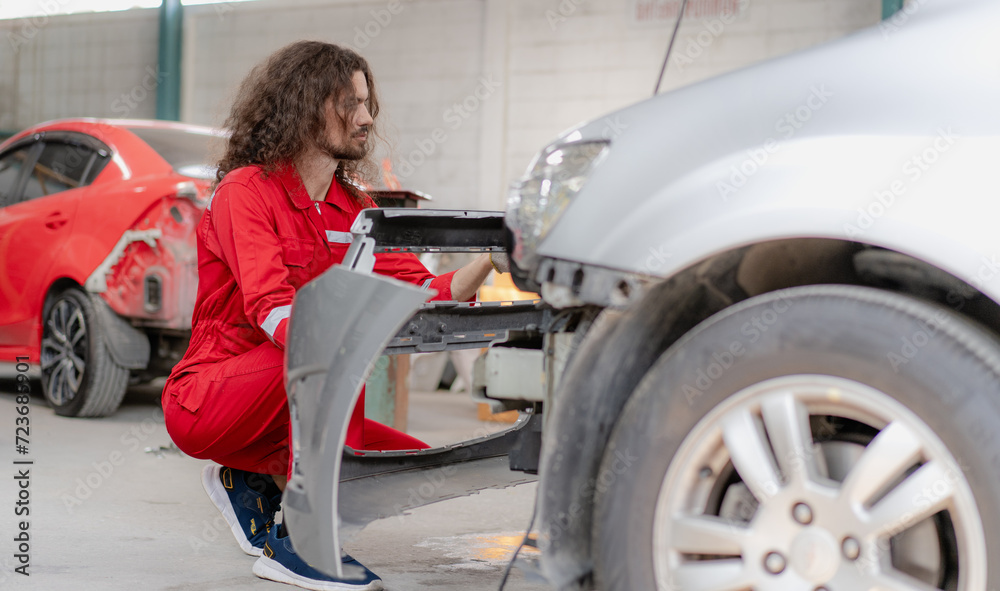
[0,380,550,591]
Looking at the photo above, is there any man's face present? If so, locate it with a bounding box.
[318,70,373,161]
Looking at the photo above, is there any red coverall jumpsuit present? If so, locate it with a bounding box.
[162,164,455,480]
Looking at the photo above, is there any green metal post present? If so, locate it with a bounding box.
[156,0,183,121]
[365,355,411,431]
[882,0,904,20]
[365,356,397,426]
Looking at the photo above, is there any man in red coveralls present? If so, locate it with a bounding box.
[162,41,508,591]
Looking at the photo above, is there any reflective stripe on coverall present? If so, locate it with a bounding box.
[162,163,456,478]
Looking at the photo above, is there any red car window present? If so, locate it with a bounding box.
[21,142,96,202]
[0,146,34,207]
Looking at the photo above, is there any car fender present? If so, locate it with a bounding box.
[282,266,431,578]
[283,251,544,579]
[536,252,745,589]
[559,133,1000,302]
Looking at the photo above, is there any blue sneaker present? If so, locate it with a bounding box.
[252,524,383,590]
[201,464,281,556]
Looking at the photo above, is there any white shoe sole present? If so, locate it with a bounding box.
[201,463,261,557]
[252,554,383,591]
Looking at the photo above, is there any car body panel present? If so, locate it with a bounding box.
[501,1,1000,586]
[283,265,432,577]
[283,217,549,578]
[0,185,85,354]
[0,118,218,367]
[534,0,1000,303]
[71,181,206,327]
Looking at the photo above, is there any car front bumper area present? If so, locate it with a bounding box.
[281,209,548,579]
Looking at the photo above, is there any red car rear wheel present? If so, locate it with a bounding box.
[40,288,129,417]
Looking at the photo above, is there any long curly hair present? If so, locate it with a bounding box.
[216,41,381,197]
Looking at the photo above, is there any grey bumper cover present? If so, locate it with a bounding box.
[282,220,543,578]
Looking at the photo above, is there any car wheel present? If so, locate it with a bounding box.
[40,288,129,417]
[592,285,998,591]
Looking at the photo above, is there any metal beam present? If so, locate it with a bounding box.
[882,0,904,20]
[156,0,183,121]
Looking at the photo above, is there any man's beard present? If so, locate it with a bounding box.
[317,132,368,161]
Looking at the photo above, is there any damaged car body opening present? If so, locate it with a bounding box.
[0,119,223,417]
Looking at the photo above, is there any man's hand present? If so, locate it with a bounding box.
[489,253,511,274]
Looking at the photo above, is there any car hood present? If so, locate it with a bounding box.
[536,0,1000,300]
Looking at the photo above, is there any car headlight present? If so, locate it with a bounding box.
[506,140,610,269]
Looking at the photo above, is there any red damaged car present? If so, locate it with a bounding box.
[0,118,223,417]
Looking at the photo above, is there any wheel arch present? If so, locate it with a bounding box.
[43,275,82,296]
[41,277,85,325]
[41,278,151,373]
[537,236,1000,589]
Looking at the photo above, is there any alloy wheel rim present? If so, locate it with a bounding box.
[652,374,986,591]
[40,298,88,406]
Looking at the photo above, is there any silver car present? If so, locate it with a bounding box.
[285,0,1000,589]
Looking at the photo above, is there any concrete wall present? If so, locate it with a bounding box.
[0,0,881,209]
[0,9,160,130]
[182,0,489,210]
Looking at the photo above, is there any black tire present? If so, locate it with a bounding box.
[593,285,1000,591]
[40,288,129,417]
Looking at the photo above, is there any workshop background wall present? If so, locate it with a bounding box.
[0,10,160,127]
[0,0,880,210]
